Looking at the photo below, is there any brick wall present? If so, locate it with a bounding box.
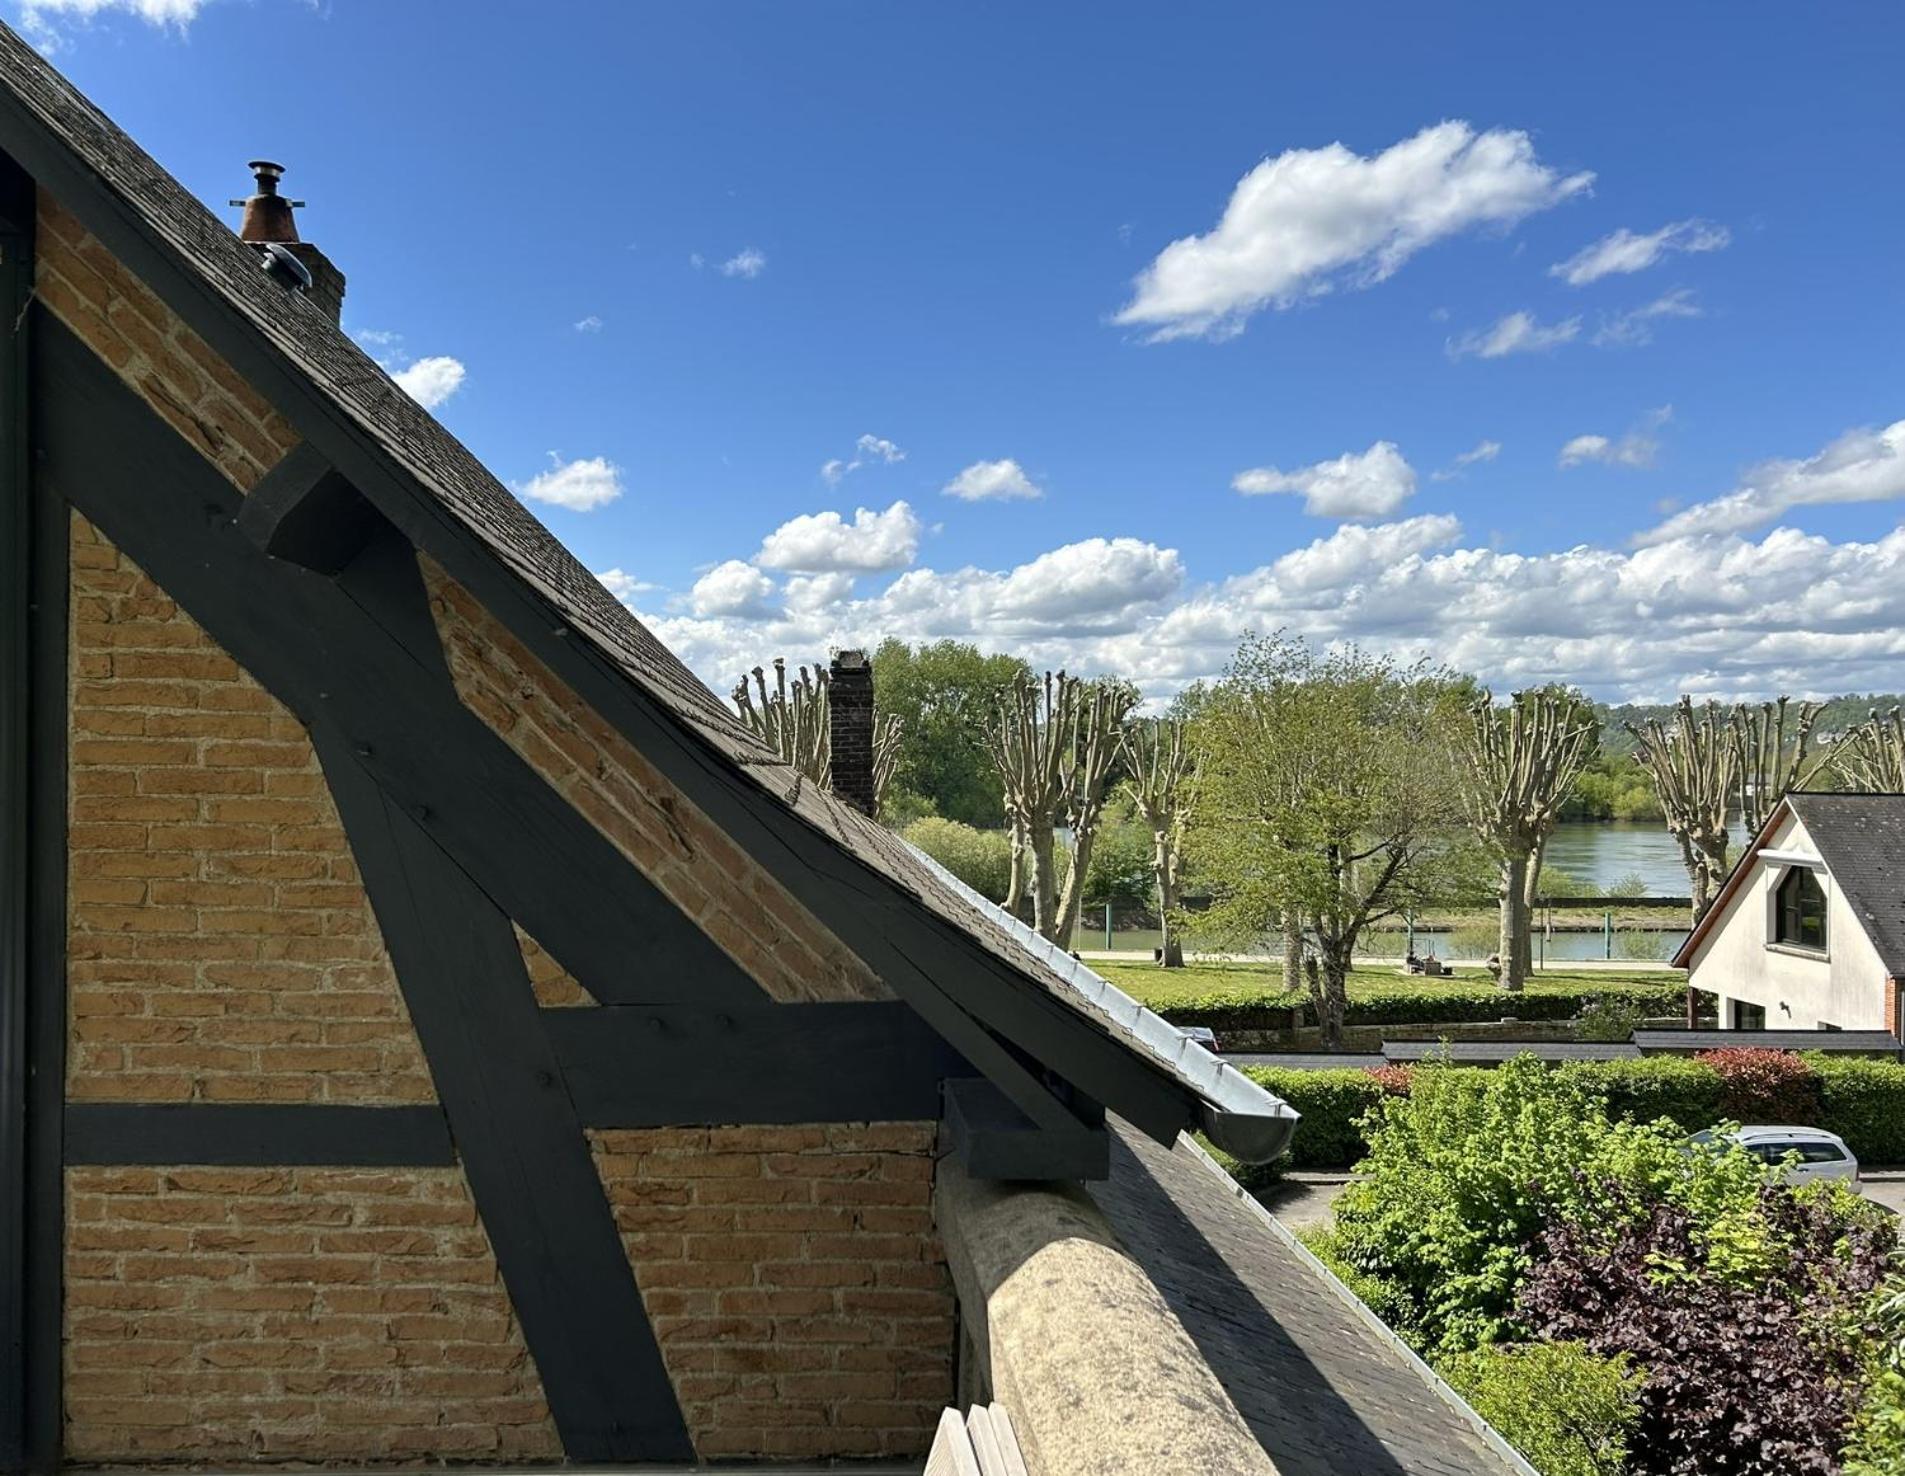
[67,515,436,1106]
[64,1165,559,1463]
[590,1123,953,1461]
[423,559,889,1005]
[36,193,298,495]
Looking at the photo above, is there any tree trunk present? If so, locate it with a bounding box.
[1155,832,1183,969]
[1283,912,1304,991]
[1499,849,1530,992]
[1003,815,1028,921]
[1055,828,1096,949]
[1029,820,1060,942]
[1309,940,1349,1051]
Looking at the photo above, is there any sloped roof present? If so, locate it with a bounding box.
[0,20,1294,1154]
[1786,793,1905,976]
[1674,791,1905,979]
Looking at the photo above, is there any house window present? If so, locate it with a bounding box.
[1773,867,1827,952]
[1735,1000,1767,1030]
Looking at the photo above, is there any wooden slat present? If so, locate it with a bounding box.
[65,1105,456,1167]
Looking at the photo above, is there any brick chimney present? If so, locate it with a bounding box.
[233,160,346,322]
[827,650,877,817]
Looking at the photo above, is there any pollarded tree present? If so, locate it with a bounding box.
[984,672,1078,941]
[1053,678,1140,946]
[1123,718,1194,968]
[1625,698,1736,921]
[1833,706,1905,792]
[983,671,1136,945]
[731,658,903,810]
[1731,697,1829,836]
[1457,688,1599,992]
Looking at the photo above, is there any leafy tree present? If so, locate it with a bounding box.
[1559,752,1663,822]
[1189,634,1471,1046]
[900,816,1014,902]
[870,639,1030,827]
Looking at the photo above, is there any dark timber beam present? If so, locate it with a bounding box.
[33,312,761,1011]
[0,145,55,1476]
[546,1003,961,1127]
[318,745,691,1462]
[943,1078,1110,1182]
[236,440,382,575]
[65,1105,456,1167]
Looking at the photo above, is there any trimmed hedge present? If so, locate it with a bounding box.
[1154,981,1684,1034]
[1245,1052,1905,1170]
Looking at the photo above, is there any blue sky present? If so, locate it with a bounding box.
[20,0,1905,703]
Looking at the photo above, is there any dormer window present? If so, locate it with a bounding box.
[1773,866,1827,952]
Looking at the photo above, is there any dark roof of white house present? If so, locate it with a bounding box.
[1785,792,1905,977]
[0,18,1295,1158]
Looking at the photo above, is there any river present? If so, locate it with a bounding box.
[1539,820,1688,897]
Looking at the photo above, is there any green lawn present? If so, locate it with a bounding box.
[1093,959,1677,1013]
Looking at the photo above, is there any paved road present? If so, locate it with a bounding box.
[1264,1172,1905,1232]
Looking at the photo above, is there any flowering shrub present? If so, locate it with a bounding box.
[1697,1046,1823,1124]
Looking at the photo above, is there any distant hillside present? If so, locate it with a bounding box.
[1594,695,1905,757]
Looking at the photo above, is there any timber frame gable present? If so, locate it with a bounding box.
[0,20,1294,1468]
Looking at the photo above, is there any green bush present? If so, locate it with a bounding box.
[900,817,1013,902]
[1153,980,1683,1033]
[1556,1055,1723,1133]
[1437,1342,1641,1476]
[1811,1055,1905,1163]
[1244,1067,1390,1170]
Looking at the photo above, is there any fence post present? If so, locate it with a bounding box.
[1604,910,1612,960]
[1104,903,1112,951]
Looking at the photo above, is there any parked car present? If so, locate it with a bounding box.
[1180,1025,1221,1055]
[1687,1125,1860,1185]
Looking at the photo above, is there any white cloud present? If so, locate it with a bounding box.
[596,568,657,603]
[1446,310,1581,360]
[719,248,767,279]
[1114,121,1592,341]
[943,458,1043,502]
[1431,439,1502,481]
[1637,419,1905,544]
[515,453,624,512]
[1551,219,1730,286]
[353,327,404,348]
[574,315,604,333]
[1232,440,1416,519]
[620,507,1905,710]
[821,433,906,483]
[1559,406,1672,470]
[691,560,778,618]
[1593,288,1702,348]
[21,0,206,41]
[391,355,467,409]
[756,499,922,573]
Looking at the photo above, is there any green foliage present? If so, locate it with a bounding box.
[1558,751,1663,821]
[900,817,1013,901]
[1244,1067,1389,1169]
[871,638,1029,828]
[1323,1056,1765,1355]
[1576,995,1651,1043]
[1847,1281,1905,1476]
[1436,1342,1642,1476]
[1808,1054,1905,1162]
[1555,1055,1723,1132]
[1081,807,1154,913]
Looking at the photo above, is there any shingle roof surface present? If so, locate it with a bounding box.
[1787,793,1905,978]
[0,19,1283,1128]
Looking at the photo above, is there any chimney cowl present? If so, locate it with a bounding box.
[232,159,303,245]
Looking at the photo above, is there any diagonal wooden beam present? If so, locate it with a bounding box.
[317,745,690,1461]
[33,310,760,1010]
[235,440,382,575]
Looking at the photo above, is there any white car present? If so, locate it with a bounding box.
[1688,1125,1860,1185]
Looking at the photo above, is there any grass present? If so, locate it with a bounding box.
[1093,959,1677,1013]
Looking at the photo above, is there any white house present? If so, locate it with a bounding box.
[1674,793,1905,1034]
